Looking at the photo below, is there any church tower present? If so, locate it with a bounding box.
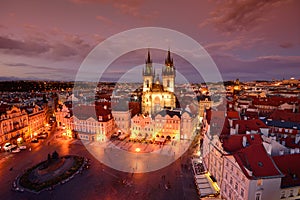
[162,49,175,93]
[143,50,155,92]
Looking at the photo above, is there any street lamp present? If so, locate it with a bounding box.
[135,147,141,153]
[135,147,141,170]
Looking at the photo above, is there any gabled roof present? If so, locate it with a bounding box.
[155,109,181,119]
[73,105,111,122]
[252,96,300,107]
[197,95,211,101]
[273,154,300,188]
[222,134,262,153]
[151,83,164,92]
[234,144,283,179]
[232,119,268,134]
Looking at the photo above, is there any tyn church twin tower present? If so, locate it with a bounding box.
[142,49,177,115]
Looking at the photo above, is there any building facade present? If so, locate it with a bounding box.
[0,105,47,145]
[56,104,114,142]
[0,106,28,144]
[27,105,47,138]
[141,50,176,115]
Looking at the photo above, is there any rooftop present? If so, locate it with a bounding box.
[222,134,262,153]
[273,154,300,188]
[234,143,283,179]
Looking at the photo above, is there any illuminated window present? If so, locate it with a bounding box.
[257,179,263,186]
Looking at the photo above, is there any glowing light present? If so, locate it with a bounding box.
[17,137,22,143]
[135,147,141,153]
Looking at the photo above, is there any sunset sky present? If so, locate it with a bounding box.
[1,0,299,82]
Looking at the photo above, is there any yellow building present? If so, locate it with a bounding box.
[0,106,28,144]
[142,50,176,115]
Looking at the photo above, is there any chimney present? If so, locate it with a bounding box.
[279,149,284,156]
[293,103,296,113]
[291,149,295,154]
[296,135,300,144]
[242,136,247,147]
[229,119,233,128]
[235,123,239,134]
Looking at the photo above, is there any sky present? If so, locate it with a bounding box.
[0,0,300,83]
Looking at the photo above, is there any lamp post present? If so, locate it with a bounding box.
[135,147,140,170]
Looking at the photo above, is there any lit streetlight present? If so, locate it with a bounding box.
[135,147,141,170]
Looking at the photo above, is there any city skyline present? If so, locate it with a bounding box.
[1,0,300,82]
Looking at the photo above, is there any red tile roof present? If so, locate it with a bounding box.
[227,111,240,119]
[279,136,300,149]
[222,134,262,153]
[243,110,259,119]
[73,105,111,121]
[273,154,300,188]
[268,110,300,123]
[232,119,268,134]
[129,102,141,116]
[252,96,300,107]
[234,144,283,179]
[206,109,227,135]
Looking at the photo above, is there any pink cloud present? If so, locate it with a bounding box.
[257,55,300,63]
[69,0,156,20]
[279,42,294,48]
[208,0,290,33]
[69,0,110,4]
[204,37,264,53]
[95,15,114,25]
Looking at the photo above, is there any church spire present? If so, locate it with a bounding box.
[165,49,173,67]
[146,49,152,64]
[143,49,154,76]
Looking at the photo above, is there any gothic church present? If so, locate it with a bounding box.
[141,49,176,115]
